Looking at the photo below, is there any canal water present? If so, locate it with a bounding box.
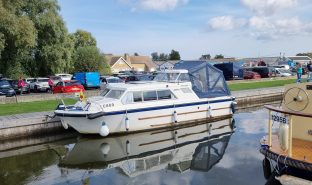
[0,107,272,185]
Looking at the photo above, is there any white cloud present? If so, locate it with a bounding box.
[208,16,247,31]
[126,0,189,11]
[241,0,298,16]
[248,16,312,40]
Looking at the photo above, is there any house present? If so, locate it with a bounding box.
[287,56,311,66]
[105,54,156,73]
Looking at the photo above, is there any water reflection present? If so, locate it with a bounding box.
[59,118,234,179]
[0,108,272,185]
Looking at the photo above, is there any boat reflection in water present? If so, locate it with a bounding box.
[59,117,235,179]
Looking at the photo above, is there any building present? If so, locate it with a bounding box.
[287,56,312,66]
[105,54,156,73]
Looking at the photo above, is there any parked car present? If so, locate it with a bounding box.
[0,80,16,97]
[213,62,244,80]
[244,67,271,78]
[49,76,62,86]
[73,72,100,89]
[7,79,30,94]
[52,80,85,94]
[55,73,73,81]
[274,68,292,77]
[24,78,35,88]
[100,76,124,89]
[243,71,261,79]
[29,78,50,92]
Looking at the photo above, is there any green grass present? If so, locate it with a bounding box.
[0,99,77,116]
[228,79,296,91]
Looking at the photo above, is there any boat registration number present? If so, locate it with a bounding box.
[271,111,288,124]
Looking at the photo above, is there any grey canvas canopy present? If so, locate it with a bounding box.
[174,60,231,98]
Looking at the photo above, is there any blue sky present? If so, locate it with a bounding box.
[58,0,312,59]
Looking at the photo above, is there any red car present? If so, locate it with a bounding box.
[52,80,85,94]
[244,71,261,79]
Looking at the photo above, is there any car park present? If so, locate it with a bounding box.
[0,79,16,97]
[7,79,30,94]
[274,68,292,77]
[55,73,73,81]
[244,67,271,78]
[52,80,85,94]
[243,71,261,79]
[49,76,62,86]
[29,78,50,92]
[100,76,124,89]
[73,72,100,89]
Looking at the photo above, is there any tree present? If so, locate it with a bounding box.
[296,52,312,59]
[72,29,96,49]
[151,52,159,61]
[200,54,211,60]
[159,53,169,61]
[214,54,224,59]
[169,49,180,60]
[74,46,109,74]
[0,0,75,77]
[134,52,139,56]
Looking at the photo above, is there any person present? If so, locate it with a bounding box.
[307,61,312,81]
[17,77,25,95]
[48,77,54,93]
[296,62,302,83]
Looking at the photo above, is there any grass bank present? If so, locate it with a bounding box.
[0,99,76,116]
[228,79,295,91]
[0,78,297,116]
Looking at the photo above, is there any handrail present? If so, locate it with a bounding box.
[264,105,312,118]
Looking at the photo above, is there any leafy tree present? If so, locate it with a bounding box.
[72,29,96,49]
[74,46,109,74]
[151,52,159,61]
[296,52,312,59]
[169,49,180,60]
[159,53,169,61]
[0,0,37,77]
[214,54,224,59]
[200,54,211,60]
[134,52,139,56]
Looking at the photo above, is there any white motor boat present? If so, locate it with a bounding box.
[55,61,236,136]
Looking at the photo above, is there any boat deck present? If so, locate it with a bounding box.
[264,135,312,164]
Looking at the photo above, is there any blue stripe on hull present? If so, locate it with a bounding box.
[56,98,235,119]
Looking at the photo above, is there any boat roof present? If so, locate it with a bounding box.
[106,81,191,91]
[157,69,188,73]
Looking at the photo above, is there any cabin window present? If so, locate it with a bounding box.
[178,73,190,82]
[157,90,175,100]
[100,89,110,96]
[121,92,134,104]
[105,90,125,99]
[143,91,157,101]
[133,91,143,102]
[181,88,192,93]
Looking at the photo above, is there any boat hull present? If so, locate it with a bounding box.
[58,99,234,135]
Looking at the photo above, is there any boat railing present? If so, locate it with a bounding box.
[264,105,312,157]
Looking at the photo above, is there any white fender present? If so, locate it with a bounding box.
[61,120,68,130]
[125,117,129,131]
[173,110,178,123]
[278,123,289,151]
[100,143,110,155]
[208,106,212,117]
[99,124,110,137]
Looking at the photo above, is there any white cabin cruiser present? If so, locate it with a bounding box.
[55,61,236,136]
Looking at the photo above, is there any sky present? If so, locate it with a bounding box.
[58,0,312,59]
